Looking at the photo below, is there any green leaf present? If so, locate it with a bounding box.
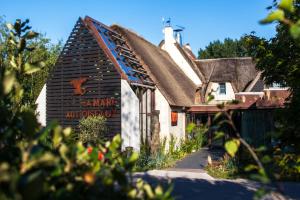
[225,139,240,157]
[206,94,214,102]
[261,155,272,163]
[143,184,154,198]
[9,58,18,69]
[110,134,122,151]
[290,21,300,40]
[213,112,222,121]
[63,127,72,137]
[3,71,15,94]
[24,31,39,39]
[6,23,14,30]
[52,126,62,148]
[24,63,40,74]
[186,123,196,134]
[279,0,295,13]
[214,131,224,140]
[128,152,139,164]
[255,146,267,152]
[260,10,285,24]
[244,164,258,172]
[128,189,137,198]
[155,186,163,196]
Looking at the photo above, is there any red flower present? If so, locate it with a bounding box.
[87,147,93,154]
[98,152,104,161]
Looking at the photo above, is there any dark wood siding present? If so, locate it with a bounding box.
[47,18,121,136]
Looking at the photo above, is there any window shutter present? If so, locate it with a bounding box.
[171,111,178,126]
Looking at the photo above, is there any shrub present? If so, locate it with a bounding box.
[135,125,208,172]
[78,115,108,145]
[182,123,207,153]
[206,156,238,179]
[135,137,176,171]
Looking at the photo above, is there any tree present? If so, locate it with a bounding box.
[246,0,300,150]
[197,37,250,59]
[0,16,62,105]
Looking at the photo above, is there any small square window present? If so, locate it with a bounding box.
[219,83,226,95]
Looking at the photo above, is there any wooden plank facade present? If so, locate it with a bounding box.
[47,18,121,136]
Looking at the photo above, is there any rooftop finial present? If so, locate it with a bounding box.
[162,17,171,27]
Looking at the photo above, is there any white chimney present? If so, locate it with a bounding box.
[160,20,202,86]
[163,26,176,45]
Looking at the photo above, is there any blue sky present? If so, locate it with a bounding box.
[1,0,276,54]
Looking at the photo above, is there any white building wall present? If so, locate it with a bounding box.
[121,80,140,151]
[36,84,47,126]
[155,88,185,149]
[210,82,235,102]
[161,26,202,86]
[169,111,186,145]
[155,89,170,140]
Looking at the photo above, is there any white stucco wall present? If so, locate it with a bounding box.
[169,110,186,146]
[155,88,170,140]
[121,80,140,151]
[162,27,202,86]
[209,82,235,102]
[35,84,46,126]
[155,88,185,149]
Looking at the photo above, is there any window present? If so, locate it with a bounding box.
[219,83,226,95]
[270,82,283,88]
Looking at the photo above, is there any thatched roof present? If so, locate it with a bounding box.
[194,57,259,92]
[111,25,197,107]
[182,44,197,60]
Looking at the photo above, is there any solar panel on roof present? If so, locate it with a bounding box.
[92,21,140,82]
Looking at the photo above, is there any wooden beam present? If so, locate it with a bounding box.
[131,82,155,89]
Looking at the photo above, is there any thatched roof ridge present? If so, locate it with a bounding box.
[111,24,197,107]
[195,57,259,92]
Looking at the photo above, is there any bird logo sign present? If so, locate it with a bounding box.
[70,77,88,95]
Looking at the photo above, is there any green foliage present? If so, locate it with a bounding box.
[198,37,250,59]
[78,115,108,145]
[245,0,300,181]
[206,157,238,179]
[224,139,240,157]
[0,16,62,105]
[186,123,207,151]
[0,19,173,200]
[261,0,299,40]
[136,125,207,171]
[260,10,285,24]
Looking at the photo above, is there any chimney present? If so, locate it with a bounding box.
[163,25,176,45]
[175,31,182,46]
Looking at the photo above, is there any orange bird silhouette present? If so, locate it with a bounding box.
[70,77,88,95]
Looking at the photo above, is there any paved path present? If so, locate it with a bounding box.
[135,148,300,199]
[135,170,300,200]
[171,147,224,170]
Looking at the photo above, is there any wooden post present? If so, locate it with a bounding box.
[150,110,160,154]
[207,114,212,149]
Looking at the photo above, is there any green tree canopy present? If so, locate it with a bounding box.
[197,37,250,59]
